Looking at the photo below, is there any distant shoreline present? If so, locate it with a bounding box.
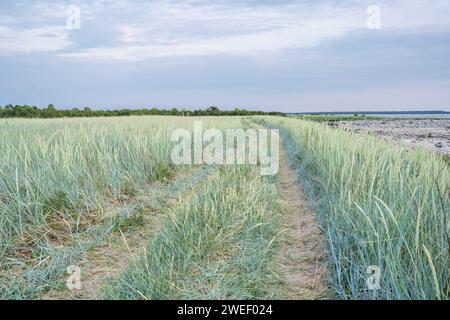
[289,111,450,115]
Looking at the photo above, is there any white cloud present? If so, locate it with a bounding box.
[0,25,70,55]
[60,0,450,61]
[60,1,364,61]
[382,0,450,30]
[62,22,353,61]
[1,0,450,60]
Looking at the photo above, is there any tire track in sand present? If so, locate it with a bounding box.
[276,140,330,299]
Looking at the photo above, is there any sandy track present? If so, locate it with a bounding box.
[276,142,330,299]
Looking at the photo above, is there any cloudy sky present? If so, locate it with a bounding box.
[1,0,450,112]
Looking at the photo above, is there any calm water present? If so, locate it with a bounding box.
[293,113,450,119]
[344,113,450,119]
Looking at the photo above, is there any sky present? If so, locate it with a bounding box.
[1,0,450,112]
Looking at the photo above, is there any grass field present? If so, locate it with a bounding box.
[0,117,177,297]
[0,116,448,300]
[0,116,282,299]
[262,117,449,300]
[106,165,279,299]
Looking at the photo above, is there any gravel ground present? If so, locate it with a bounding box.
[328,119,450,156]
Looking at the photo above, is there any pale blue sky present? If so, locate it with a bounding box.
[1,0,450,112]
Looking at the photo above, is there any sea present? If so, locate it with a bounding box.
[290,112,450,119]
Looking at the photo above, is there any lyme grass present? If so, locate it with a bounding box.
[106,165,280,300]
[263,117,449,300]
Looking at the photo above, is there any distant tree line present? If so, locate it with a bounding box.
[0,105,285,118]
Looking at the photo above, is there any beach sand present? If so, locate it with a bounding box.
[329,119,450,156]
